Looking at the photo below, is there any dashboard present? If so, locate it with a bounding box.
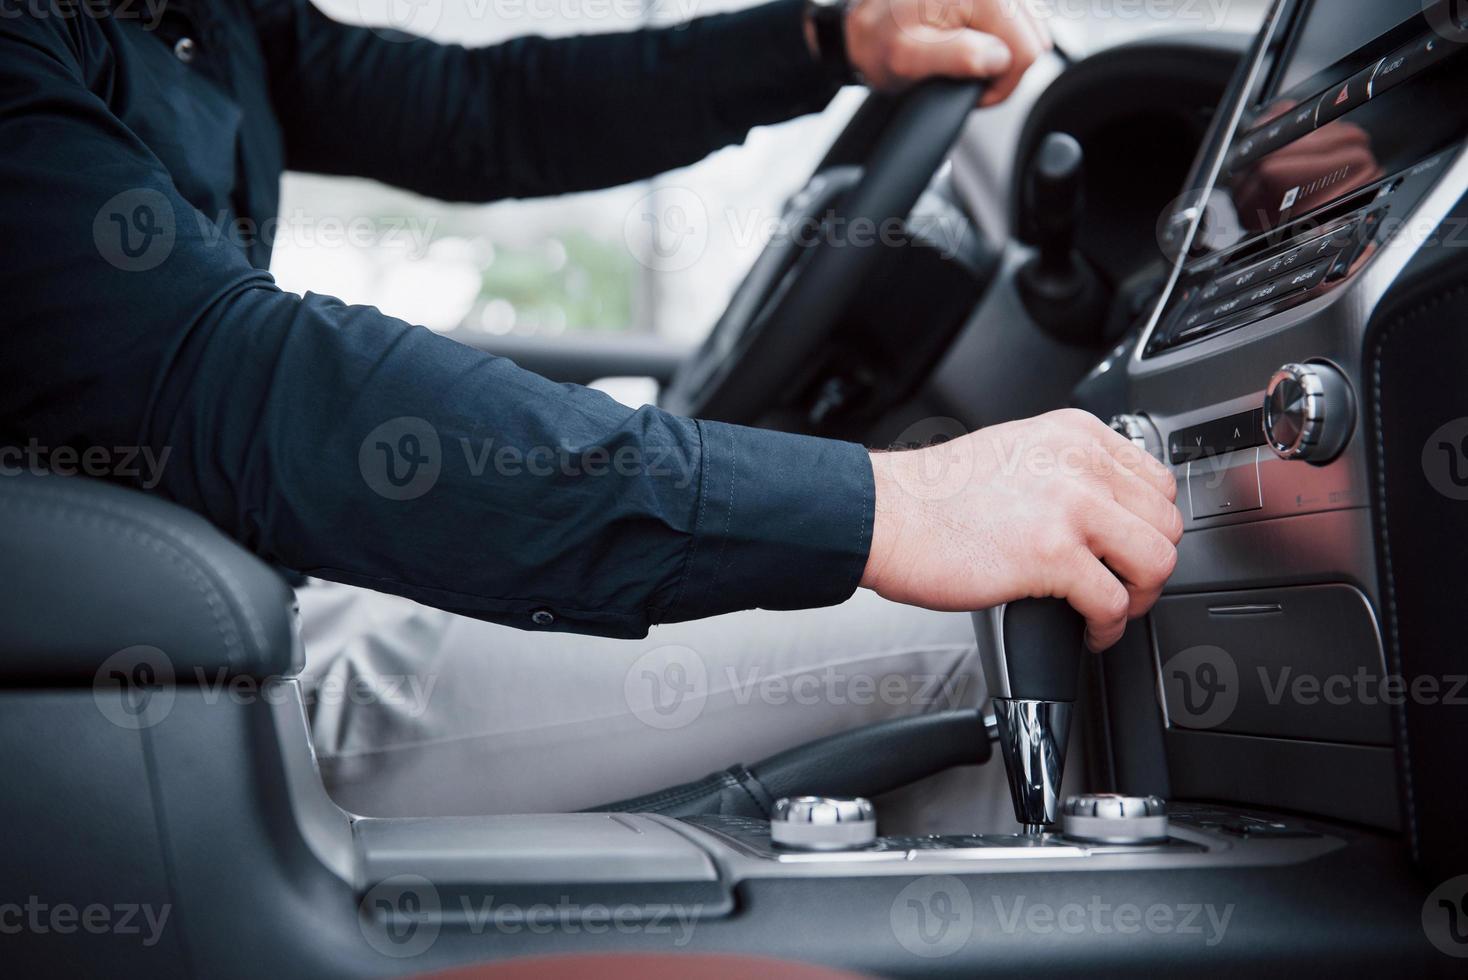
[1075,0,1468,835]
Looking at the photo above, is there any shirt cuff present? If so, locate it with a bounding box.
[702,0,843,131]
[660,419,874,622]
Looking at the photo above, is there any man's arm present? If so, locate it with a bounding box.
[245,0,1052,203]
[247,0,842,201]
[0,11,872,637]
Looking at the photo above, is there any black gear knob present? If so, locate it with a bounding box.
[977,598,1088,834]
[1017,133,1107,344]
[998,598,1086,702]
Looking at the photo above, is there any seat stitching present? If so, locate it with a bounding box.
[0,491,245,667]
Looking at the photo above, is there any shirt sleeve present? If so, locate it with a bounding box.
[0,9,873,638]
[246,0,841,201]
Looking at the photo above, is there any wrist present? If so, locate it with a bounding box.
[802,0,858,85]
[861,451,902,592]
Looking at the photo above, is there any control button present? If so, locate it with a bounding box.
[1234,99,1320,171]
[769,796,876,851]
[1203,291,1251,322]
[1263,361,1356,463]
[1204,225,1353,304]
[1372,33,1456,96]
[1061,794,1169,845]
[1316,63,1377,126]
[1109,414,1162,461]
[1187,448,1263,518]
[1279,257,1332,292]
[1168,409,1265,465]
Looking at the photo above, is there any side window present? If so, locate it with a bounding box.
[271,0,863,345]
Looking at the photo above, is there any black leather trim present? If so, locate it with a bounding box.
[0,472,298,684]
[588,709,992,817]
[1364,188,1468,875]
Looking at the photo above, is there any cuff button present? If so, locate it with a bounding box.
[530,609,555,626]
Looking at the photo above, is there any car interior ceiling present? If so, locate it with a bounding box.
[5,0,1468,976]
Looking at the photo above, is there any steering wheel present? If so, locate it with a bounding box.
[660,79,986,425]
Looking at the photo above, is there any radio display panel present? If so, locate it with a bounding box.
[1143,0,1468,356]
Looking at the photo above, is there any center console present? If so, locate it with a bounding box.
[1075,0,1468,839]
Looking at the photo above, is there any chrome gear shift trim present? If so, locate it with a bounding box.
[991,697,1073,834]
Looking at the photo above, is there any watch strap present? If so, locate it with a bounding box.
[806,0,857,85]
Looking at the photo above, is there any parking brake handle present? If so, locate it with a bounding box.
[980,598,1086,835]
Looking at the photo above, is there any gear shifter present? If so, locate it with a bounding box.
[976,598,1086,836]
[1016,132,1106,345]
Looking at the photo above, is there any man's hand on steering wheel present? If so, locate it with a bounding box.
[808,0,1052,104]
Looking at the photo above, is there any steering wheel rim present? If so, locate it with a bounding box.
[661,79,986,424]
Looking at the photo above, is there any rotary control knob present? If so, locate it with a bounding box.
[769,796,876,851]
[1263,361,1355,463]
[1108,413,1163,461]
[1061,794,1169,845]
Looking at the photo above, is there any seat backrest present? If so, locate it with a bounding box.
[0,471,298,685]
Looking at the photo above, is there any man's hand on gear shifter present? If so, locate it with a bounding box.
[861,409,1183,653]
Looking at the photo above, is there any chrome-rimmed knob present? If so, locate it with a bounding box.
[1061,793,1169,845]
[1108,413,1163,461]
[769,796,876,851]
[1263,361,1355,463]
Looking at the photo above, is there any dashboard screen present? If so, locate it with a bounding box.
[1275,0,1424,95]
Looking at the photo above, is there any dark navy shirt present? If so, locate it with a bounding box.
[0,0,875,637]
